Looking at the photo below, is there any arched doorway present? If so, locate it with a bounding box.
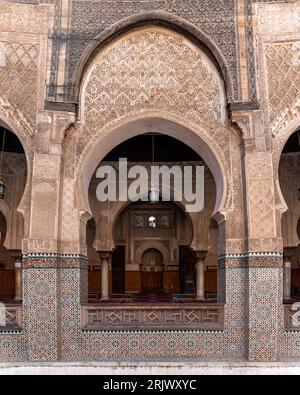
[77,25,229,305]
[141,249,164,294]
[279,129,300,301]
[87,133,219,302]
[0,125,27,301]
[0,211,8,268]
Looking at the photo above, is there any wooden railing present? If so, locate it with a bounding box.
[284,304,300,331]
[82,303,224,331]
[0,303,22,330]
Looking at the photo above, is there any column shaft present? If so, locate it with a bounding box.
[195,252,207,301]
[283,257,292,301]
[100,253,110,300]
[14,260,22,301]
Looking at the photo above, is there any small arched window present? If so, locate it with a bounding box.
[148,216,157,229]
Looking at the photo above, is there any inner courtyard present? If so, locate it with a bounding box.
[0,0,300,364]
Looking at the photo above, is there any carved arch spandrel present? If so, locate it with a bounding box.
[73,12,235,102]
[73,26,233,215]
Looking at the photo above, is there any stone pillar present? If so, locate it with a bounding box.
[283,247,295,302]
[23,151,62,362]
[14,259,22,301]
[195,251,207,300]
[242,142,282,361]
[21,113,76,362]
[99,252,111,300]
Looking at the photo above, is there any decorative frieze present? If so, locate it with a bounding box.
[218,252,283,269]
[82,304,224,331]
[22,254,88,269]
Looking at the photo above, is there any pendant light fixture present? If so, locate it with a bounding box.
[149,133,159,204]
[0,128,6,200]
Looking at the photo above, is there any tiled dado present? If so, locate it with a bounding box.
[0,253,293,362]
[22,254,88,362]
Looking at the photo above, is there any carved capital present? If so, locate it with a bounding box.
[194,251,208,263]
[212,211,227,226]
[243,137,257,154]
[283,247,296,260]
[51,112,75,145]
[231,111,254,139]
[98,251,112,261]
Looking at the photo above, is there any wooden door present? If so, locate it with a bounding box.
[112,246,125,294]
[141,271,164,294]
[141,249,164,294]
[179,246,196,293]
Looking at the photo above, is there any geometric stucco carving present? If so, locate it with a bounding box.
[265,42,300,145]
[81,27,226,146]
[0,41,40,139]
[0,3,48,35]
[0,1,49,146]
[66,1,239,99]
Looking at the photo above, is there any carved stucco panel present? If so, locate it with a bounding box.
[61,178,80,244]
[0,40,40,137]
[247,153,277,240]
[81,29,226,138]
[264,42,300,148]
[0,3,49,35]
[248,178,276,240]
[30,180,57,240]
[33,154,61,180]
[256,2,300,38]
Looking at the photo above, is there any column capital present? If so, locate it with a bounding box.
[194,251,207,262]
[97,251,112,261]
[283,247,296,260]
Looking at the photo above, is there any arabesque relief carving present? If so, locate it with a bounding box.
[82,28,225,137]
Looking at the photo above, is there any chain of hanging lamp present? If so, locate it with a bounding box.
[0,128,6,199]
[149,133,159,204]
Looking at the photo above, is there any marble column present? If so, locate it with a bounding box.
[14,259,22,301]
[99,252,111,301]
[195,251,207,300]
[283,247,295,302]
